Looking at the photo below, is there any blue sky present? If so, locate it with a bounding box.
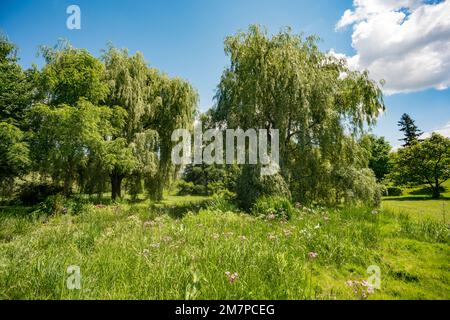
[1,0,449,147]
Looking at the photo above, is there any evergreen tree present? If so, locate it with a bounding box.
[398,113,422,147]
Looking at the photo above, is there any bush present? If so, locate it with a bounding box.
[177,180,209,196]
[236,165,291,212]
[177,181,195,196]
[252,196,294,220]
[387,187,403,197]
[17,182,64,205]
[193,184,207,195]
[33,194,67,215]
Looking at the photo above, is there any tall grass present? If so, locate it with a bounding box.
[0,201,448,300]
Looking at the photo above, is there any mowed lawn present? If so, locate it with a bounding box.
[382,181,450,222]
[0,193,448,300]
[382,199,449,222]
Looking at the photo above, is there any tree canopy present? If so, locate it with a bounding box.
[213,25,385,207]
[393,133,450,198]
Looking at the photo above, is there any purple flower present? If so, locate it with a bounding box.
[308,252,318,259]
[225,271,239,284]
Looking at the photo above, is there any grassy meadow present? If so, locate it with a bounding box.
[0,190,448,300]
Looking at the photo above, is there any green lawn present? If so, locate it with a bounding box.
[382,199,449,222]
[382,180,450,222]
[0,195,448,300]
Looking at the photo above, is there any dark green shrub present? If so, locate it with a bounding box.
[236,165,291,211]
[193,184,207,195]
[17,182,64,205]
[252,196,294,220]
[177,181,195,196]
[177,180,208,196]
[387,187,403,197]
[33,194,67,215]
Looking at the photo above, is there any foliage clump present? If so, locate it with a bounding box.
[235,165,291,211]
[252,196,294,220]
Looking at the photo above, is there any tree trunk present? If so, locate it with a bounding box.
[63,175,72,196]
[111,173,124,201]
[432,183,440,199]
[149,163,169,201]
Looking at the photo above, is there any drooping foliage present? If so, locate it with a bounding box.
[213,25,385,208]
[102,46,160,199]
[28,99,114,195]
[148,76,198,200]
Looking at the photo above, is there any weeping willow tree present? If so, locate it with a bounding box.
[102,46,197,201]
[102,46,160,200]
[213,25,385,206]
[148,76,198,201]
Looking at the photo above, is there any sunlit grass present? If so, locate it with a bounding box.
[0,196,448,300]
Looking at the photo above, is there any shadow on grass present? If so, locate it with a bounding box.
[150,200,212,219]
[408,186,446,196]
[0,205,35,218]
[383,196,450,201]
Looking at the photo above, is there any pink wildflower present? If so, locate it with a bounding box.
[308,252,318,260]
[225,271,239,284]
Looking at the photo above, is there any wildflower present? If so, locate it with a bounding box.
[268,233,277,241]
[239,235,247,242]
[142,249,150,256]
[266,213,276,221]
[143,220,156,228]
[223,231,234,238]
[162,236,172,243]
[283,229,293,237]
[346,280,354,287]
[104,228,114,237]
[212,233,220,240]
[361,280,369,287]
[308,252,318,260]
[371,210,379,215]
[95,204,106,209]
[367,286,375,294]
[225,271,239,284]
[150,243,160,249]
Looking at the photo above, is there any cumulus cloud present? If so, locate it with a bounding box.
[335,0,450,94]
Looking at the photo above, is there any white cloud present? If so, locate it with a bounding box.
[335,0,450,94]
[421,120,450,139]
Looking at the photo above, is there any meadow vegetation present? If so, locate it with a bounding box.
[0,190,448,300]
